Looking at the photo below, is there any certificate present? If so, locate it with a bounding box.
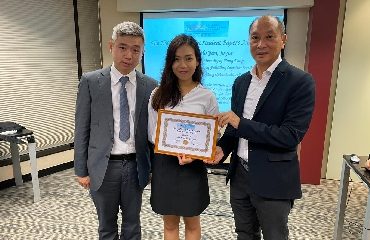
[154,109,218,161]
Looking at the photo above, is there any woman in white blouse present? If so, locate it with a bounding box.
[148,34,219,240]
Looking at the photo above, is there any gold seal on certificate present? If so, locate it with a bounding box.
[154,109,218,161]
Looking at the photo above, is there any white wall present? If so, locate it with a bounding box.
[284,8,309,70]
[326,0,370,180]
[117,0,314,12]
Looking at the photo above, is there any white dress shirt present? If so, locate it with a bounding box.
[110,64,136,154]
[237,56,282,161]
[148,84,219,144]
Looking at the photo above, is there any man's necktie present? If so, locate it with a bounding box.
[119,76,130,142]
[238,157,249,172]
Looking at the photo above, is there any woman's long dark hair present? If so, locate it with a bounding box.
[151,34,203,111]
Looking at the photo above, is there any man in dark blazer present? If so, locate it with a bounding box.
[214,16,315,240]
[74,22,157,240]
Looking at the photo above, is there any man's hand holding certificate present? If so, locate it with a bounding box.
[217,111,240,129]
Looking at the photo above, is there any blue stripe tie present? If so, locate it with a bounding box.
[119,76,130,142]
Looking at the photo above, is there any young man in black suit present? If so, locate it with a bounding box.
[214,16,315,240]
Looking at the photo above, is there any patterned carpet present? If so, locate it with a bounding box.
[0,168,366,240]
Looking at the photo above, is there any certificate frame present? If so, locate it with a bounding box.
[154,109,218,161]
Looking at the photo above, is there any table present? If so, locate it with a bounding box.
[0,128,40,202]
[334,155,370,239]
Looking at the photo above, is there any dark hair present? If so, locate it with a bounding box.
[151,34,203,111]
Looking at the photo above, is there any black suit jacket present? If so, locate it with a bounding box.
[218,59,315,200]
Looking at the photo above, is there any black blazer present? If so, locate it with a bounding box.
[218,59,315,200]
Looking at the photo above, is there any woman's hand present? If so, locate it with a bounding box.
[178,153,194,165]
[203,146,224,165]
